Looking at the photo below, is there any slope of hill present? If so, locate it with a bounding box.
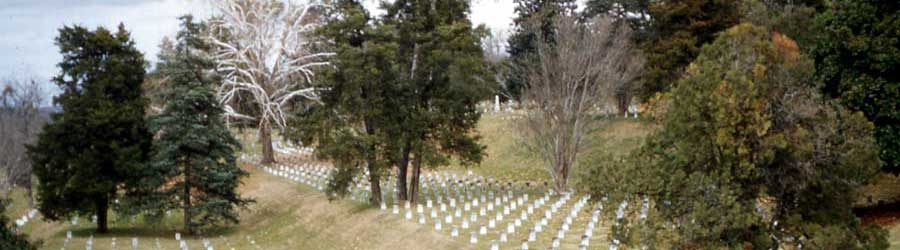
[14,166,465,250]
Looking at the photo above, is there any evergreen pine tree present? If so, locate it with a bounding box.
[289,0,401,204]
[584,0,651,38]
[590,24,887,248]
[505,0,576,102]
[381,0,493,202]
[127,16,252,234]
[812,0,900,173]
[28,24,150,234]
[637,0,741,101]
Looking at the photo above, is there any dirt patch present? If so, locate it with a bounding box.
[858,202,900,226]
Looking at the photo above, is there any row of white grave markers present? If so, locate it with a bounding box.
[272,140,314,156]
[13,209,38,229]
[245,143,655,250]
[609,198,629,250]
[256,140,664,249]
[53,215,232,250]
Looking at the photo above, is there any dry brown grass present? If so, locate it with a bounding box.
[28,166,470,250]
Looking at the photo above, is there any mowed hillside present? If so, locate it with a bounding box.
[7,114,900,249]
[11,166,466,250]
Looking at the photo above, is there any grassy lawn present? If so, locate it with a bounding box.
[443,113,654,185]
[5,112,655,249]
[889,226,900,250]
[17,166,465,250]
[11,111,900,249]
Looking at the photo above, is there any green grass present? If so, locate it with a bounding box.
[443,113,654,184]
[4,112,659,249]
[22,167,465,250]
[889,226,900,250]
[443,114,548,183]
[26,112,900,249]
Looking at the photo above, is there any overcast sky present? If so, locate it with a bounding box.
[0,0,518,100]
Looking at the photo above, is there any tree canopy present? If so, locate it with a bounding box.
[589,24,887,248]
[28,24,150,234]
[382,0,493,202]
[297,0,492,203]
[505,0,577,102]
[812,0,900,174]
[289,0,402,204]
[124,16,252,234]
[637,0,741,101]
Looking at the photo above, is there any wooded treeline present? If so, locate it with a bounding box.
[1,0,896,249]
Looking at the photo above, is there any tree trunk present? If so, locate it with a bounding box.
[259,121,276,165]
[183,159,193,234]
[368,163,382,205]
[553,160,570,193]
[396,143,410,201]
[26,185,33,208]
[363,117,381,205]
[616,91,630,117]
[96,194,109,234]
[409,154,422,204]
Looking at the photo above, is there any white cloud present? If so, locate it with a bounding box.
[0,0,521,101]
[0,0,209,97]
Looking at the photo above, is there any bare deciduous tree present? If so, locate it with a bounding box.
[209,0,333,164]
[520,14,644,192]
[0,77,46,206]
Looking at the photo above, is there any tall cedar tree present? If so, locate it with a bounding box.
[288,0,401,204]
[383,0,492,202]
[812,0,900,173]
[0,199,37,250]
[584,0,651,39]
[28,24,150,234]
[588,24,887,248]
[127,16,252,234]
[505,0,576,102]
[741,0,825,51]
[637,0,740,101]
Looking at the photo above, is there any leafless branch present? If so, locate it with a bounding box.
[0,77,47,205]
[519,14,644,192]
[209,0,333,129]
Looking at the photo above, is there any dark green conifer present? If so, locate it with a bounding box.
[29,24,150,234]
[129,16,252,234]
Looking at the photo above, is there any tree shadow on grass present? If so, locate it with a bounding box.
[64,224,240,239]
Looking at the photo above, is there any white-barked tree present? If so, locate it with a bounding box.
[209,0,333,164]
